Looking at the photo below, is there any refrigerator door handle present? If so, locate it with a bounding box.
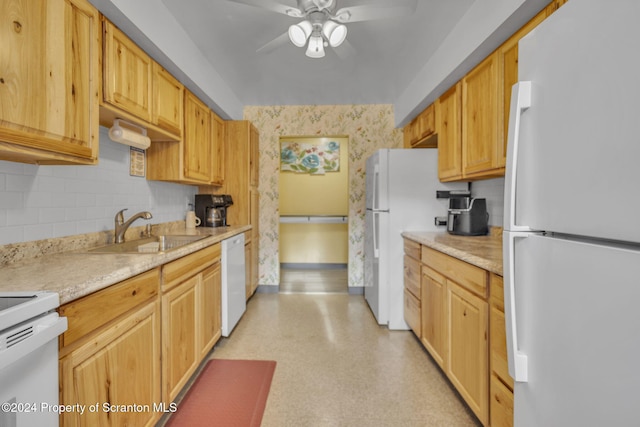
[504,81,533,232]
[372,164,380,211]
[372,211,380,258]
[503,231,530,382]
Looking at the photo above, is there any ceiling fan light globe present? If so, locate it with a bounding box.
[288,21,313,47]
[305,35,325,58]
[322,21,347,47]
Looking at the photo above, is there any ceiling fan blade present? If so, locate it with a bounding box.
[227,0,303,17]
[333,0,417,23]
[256,31,291,54]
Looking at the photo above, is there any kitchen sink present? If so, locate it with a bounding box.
[86,235,208,254]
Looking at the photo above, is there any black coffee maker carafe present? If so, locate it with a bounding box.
[195,194,233,227]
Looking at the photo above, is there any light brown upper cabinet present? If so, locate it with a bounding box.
[0,0,100,165]
[461,51,504,179]
[183,90,212,183]
[100,17,182,142]
[102,18,152,122]
[403,103,436,148]
[436,82,463,181]
[152,62,184,137]
[147,89,221,186]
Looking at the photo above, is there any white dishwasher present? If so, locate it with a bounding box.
[221,233,246,337]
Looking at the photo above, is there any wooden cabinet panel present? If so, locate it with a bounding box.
[152,62,183,136]
[183,90,212,183]
[422,247,487,297]
[447,281,489,426]
[403,254,421,299]
[421,266,447,368]
[60,300,161,427]
[103,19,152,122]
[162,275,198,402]
[0,0,99,165]
[59,269,159,349]
[462,51,502,178]
[198,262,221,360]
[211,111,225,186]
[436,82,463,181]
[404,289,421,335]
[219,121,260,297]
[162,243,220,290]
[403,238,421,261]
[490,374,514,427]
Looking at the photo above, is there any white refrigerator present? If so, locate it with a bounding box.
[503,0,640,425]
[364,149,466,330]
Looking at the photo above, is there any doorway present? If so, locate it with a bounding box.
[278,136,349,293]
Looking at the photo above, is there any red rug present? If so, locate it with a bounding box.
[166,359,277,427]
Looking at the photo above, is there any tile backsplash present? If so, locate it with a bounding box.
[0,127,197,246]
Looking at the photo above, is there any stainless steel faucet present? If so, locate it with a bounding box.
[114,209,153,243]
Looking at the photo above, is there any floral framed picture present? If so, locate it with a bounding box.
[280,140,340,175]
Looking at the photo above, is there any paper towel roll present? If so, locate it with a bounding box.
[108,119,151,150]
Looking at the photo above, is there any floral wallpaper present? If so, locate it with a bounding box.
[244,105,403,288]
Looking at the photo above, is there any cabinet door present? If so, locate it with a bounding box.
[462,51,502,177]
[0,0,99,164]
[183,90,212,183]
[436,82,463,181]
[211,111,225,186]
[421,266,447,368]
[162,276,198,402]
[417,104,435,140]
[447,281,489,426]
[60,301,161,427]
[103,19,152,122]
[152,62,183,137]
[199,262,221,360]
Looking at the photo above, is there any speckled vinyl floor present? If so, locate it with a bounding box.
[203,269,481,427]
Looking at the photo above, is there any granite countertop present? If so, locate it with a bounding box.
[402,230,503,276]
[0,225,251,305]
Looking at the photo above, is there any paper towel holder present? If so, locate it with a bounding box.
[108,119,151,150]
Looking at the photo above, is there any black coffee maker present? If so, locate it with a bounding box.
[195,194,233,227]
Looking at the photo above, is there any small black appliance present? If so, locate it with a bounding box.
[195,194,233,227]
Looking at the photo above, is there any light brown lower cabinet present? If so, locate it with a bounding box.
[58,243,223,426]
[59,269,162,427]
[161,244,222,402]
[405,240,494,426]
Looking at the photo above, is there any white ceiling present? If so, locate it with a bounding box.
[158,0,476,107]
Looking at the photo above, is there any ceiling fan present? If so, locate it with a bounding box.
[228,0,418,58]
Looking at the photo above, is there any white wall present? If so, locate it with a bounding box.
[0,127,197,245]
[472,177,505,227]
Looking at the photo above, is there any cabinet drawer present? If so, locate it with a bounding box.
[403,238,421,260]
[490,374,514,427]
[404,254,421,299]
[162,243,221,290]
[404,289,421,336]
[59,268,159,349]
[422,247,487,297]
[490,304,514,389]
